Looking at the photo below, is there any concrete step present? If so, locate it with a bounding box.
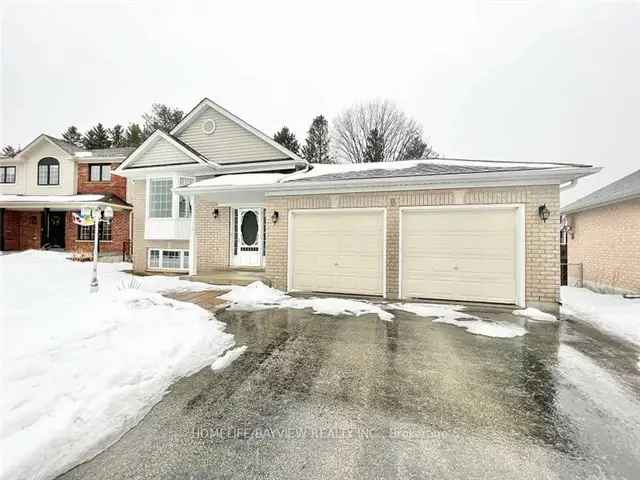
[182,270,272,287]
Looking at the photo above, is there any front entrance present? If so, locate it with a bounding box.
[43,211,66,249]
[232,208,263,267]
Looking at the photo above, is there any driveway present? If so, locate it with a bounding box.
[60,304,640,479]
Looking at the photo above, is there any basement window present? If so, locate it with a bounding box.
[147,248,190,271]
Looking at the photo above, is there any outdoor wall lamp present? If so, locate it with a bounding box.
[538,204,550,222]
[271,211,279,224]
[212,208,219,219]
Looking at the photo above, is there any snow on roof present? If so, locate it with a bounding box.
[0,194,104,203]
[186,173,288,189]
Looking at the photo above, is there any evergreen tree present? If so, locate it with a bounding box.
[109,124,126,147]
[302,115,331,163]
[363,128,385,162]
[82,123,112,149]
[2,145,19,157]
[61,126,83,147]
[142,104,184,139]
[125,123,143,147]
[402,135,438,160]
[273,126,300,155]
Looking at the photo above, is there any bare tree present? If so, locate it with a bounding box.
[332,100,437,163]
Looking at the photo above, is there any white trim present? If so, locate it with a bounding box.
[116,130,217,172]
[147,248,190,272]
[231,207,264,267]
[398,204,526,307]
[170,98,308,165]
[189,196,198,276]
[15,134,73,160]
[287,207,387,297]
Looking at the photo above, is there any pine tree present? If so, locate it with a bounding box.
[109,124,126,147]
[2,145,19,157]
[402,135,439,160]
[302,115,331,163]
[82,123,112,149]
[273,126,300,155]
[364,128,384,163]
[125,123,143,147]
[141,104,184,139]
[61,126,83,147]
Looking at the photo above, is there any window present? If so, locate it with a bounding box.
[89,164,111,182]
[149,178,173,218]
[38,157,60,185]
[0,166,16,184]
[77,219,112,241]
[178,177,194,218]
[147,248,190,271]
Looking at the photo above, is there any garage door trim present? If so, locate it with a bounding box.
[287,208,387,297]
[398,204,526,307]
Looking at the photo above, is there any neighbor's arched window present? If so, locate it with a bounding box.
[38,157,60,185]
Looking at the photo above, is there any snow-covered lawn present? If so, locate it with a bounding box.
[561,286,640,346]
[0,251,235,480]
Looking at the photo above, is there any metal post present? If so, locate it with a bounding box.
[90,209,101,292]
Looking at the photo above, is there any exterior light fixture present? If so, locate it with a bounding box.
[271,211,279,224]
[213,208,219,219]
[103,206,114,220]
[538,204,550,222]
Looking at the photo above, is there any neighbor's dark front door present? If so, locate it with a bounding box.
[46,211,66,248]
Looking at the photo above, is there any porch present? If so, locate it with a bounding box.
[183,268,271,287]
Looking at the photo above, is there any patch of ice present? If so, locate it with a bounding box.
[211,346,247,371]
[220,282,393,321]
[561,286,640,346]
[513,307,557,322]
[0,250,235,480]
[390,303,527,338]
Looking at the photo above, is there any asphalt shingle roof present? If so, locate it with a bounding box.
[44,135,83,154]
[287,162,551,183]
[562,169,640,214]
[86,147,136,157]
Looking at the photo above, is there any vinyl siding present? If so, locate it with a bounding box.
[177,105,287,164]
[130,137,198,168]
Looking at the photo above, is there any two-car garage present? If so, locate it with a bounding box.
[288,206,523,305]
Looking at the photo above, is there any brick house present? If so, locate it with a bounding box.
[0,134,133,259]
[561,169,640,294]
[115,97,600,313]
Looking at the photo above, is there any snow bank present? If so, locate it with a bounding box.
[0,251,235,480]
[211,346,247,371]
[561,286,640,346]
[220,282,394,321]
[390,303,527,338]
[513,307,557,322]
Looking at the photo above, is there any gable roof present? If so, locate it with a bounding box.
[17,134,135,161]
[562,169,640,214]
[171,97,306,165]
[116,130,214,171]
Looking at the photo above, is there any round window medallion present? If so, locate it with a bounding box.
[202,119,216,135]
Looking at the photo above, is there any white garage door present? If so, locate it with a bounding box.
[290,210,385,296]
[401,207,519,304]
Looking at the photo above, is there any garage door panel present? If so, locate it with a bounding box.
[290,210,384,296]
[402,208,518,304]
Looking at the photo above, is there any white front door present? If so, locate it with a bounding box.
[234,208,263,267]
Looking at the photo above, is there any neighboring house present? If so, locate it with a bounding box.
[115,97,599,313]
[0,134,134,259]
[561,169,640,294]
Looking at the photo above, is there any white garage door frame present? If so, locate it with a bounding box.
[399,204,526,307]
[287,208,387,297]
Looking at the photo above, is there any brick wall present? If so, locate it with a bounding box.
[566,198,640,294]
[77,163,127,199]
[195,199,230,273]
[64,210,130,256]
[263,185,560,310]
[2,210,41,250]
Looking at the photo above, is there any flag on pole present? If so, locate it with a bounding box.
[72,212,94,226]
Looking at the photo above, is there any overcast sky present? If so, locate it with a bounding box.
[1,0,638,204]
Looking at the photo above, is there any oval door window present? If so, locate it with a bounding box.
[241,211,258,245]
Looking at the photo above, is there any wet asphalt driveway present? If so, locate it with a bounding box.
[60,304,640,479]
